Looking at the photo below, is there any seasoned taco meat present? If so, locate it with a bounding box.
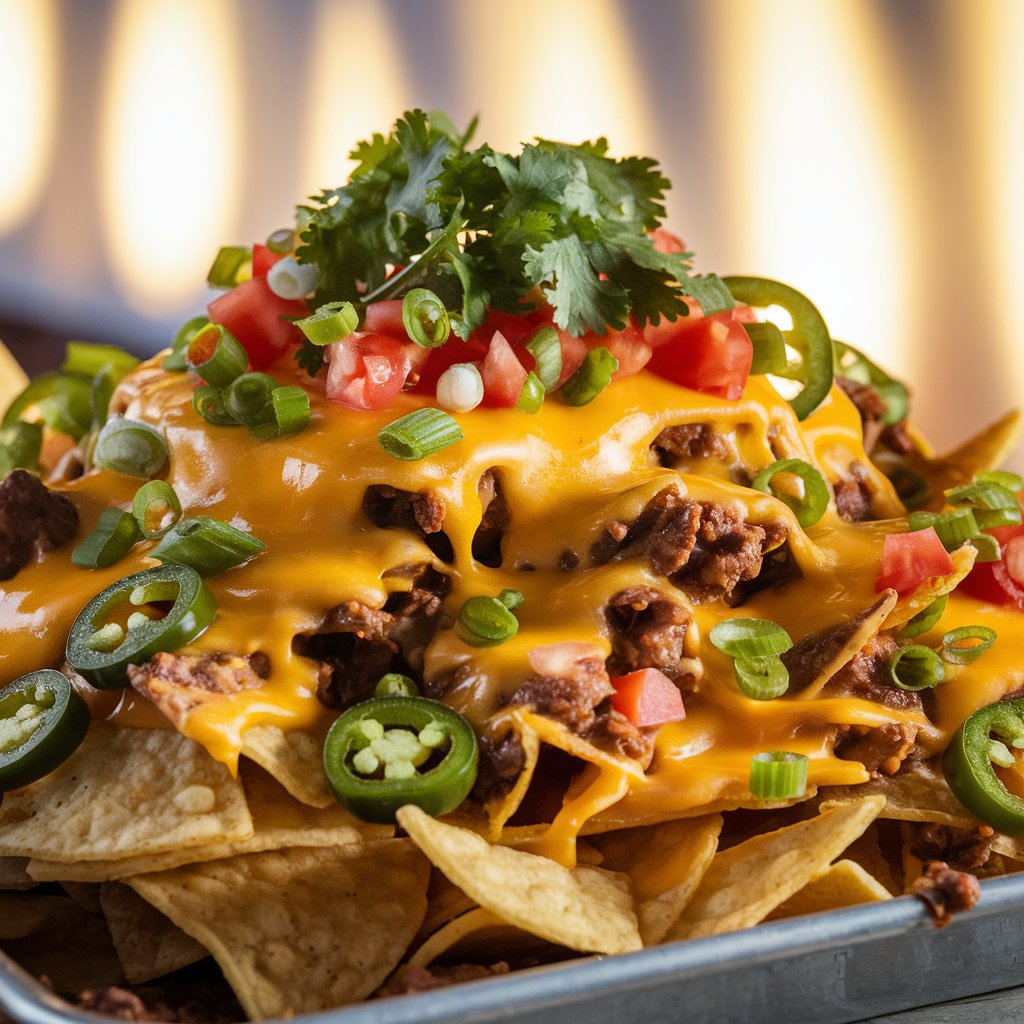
[362,484,446,535]
[604,586,696,689]
[833,462,874,523]
[907,823,995,873]
[652,423,729,465]
[834,721,919,777]
[0,468,79,580]
[837,376,914,456]
[472,469,510,568]
[911,860,981,926]
[820,635,924,713]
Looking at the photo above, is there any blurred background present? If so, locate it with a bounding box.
[0,0,1021,466]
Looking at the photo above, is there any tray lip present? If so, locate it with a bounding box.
[3,872,1024,1024]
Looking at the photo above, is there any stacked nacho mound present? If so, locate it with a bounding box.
[2,113,1024,1021]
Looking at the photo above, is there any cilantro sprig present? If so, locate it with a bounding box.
[296,110,731,351]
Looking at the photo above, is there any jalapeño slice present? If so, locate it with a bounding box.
[65,564,216,689]
[0,670,89,792]
[323,696,478,824]
[942,696,1024,834]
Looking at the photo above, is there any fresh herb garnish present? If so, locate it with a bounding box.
[297,110,731,341]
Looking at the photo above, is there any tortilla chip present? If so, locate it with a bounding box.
[841,821,903,895]
[784,591,897,699]
[517,710,646,781]
[593,815,723,944]
[397,804,641,955]
[767,859,891,920]
[407,907,560,969]
[886,545,976,631]
[484,717,541,841]
[100,881,208,983]
[413,869,479,946]
[0,856,33,890]
[28,762,379,882]
[0,726,252,864]
[0,339,28,408]
[241,724,335,808]
[664,795,885,941]
[127,840,429,1020]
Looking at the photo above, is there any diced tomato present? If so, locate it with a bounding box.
[959,523,1024,609]
[251,244,284,277]
[208,277,308,369]
[325,332,415,411]
[644,307,753,400]
[471,308,549,348]
[362,300,407,337]
[593,322,652,381]
[480,331,528,408]
[876,528,955,594]
[610,668,686,728]
[411,337,489,395]
[547,326,588,387]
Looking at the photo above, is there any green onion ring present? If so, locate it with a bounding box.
[751,458,830,528]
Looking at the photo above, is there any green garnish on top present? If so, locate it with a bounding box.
[296,109,732,343]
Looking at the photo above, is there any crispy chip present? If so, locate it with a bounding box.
[100,881,208,984]
[397,804,642,955]
[664,795,885,941]
[127,841,429,1020]
[766,859,891,920]
[407,907,559,969]
[886,545,976,631]
[241,724,335,808]
[484,716,540,841]
[593,815,723,944]
[0,726,252,863]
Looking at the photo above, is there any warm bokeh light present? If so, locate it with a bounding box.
[711,0,920,380]
[301,0,413,196]
[0,0,57,233]
[458,0,654,157]
[100,0,243,313]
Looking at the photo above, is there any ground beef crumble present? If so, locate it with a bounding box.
[907,823,995,872]
[0,468,79,580]
[911,860,981,926]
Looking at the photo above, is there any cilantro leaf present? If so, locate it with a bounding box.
[294,339,325,377]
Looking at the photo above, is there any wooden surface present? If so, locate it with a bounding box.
[859,986,1024,1022]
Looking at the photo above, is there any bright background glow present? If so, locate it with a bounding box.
[0,0,1020,467]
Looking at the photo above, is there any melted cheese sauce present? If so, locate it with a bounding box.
[2,356,1022,847]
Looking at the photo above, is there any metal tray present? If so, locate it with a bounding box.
[3,873,1024,1024]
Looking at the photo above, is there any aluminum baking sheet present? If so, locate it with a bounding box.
[3,873,1024,1024]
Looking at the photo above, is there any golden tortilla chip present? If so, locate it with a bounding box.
[241,724,335,808]
[885,545,976,631]
[483,716,540,841]
[593,815,723,945]
[397,804,641,955]
[127,840,429,1020]
[0,725,252,863]
[100,881,208,983]
[664,795,885,941]
[27,761,379,882]
[407,907,559,969]
[767,859,891,920]
[841,821,903,895]
[413,870,479,946]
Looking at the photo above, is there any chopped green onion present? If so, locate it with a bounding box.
[378,408,463,461]
[186,324,249,387]
[223,373,277,425]
[296,302,359,347]
[734,656,790,700]
[947,481,1022,530]
[971,534,1002,563]
[374,673,419,698]
[249,386,311,440]
[0,421,43,474]
[833,340,908,425]
[940,625,997,665]
[889,645,946,691]
[908,508,980,552]
[498,589,525,611]
[2,371,94,441]
[152,517,265,576]
[267,257,319,300]
[709,618,793,658]
[62,342,139,380]
[456,595,520,647]
[517,372,544,414]
[131,481,182,539]
[749,751,808,799]
[94,418,168,478]
[71,507,141,569]
[207,246,251,289]
[164,316,211,372]
[751,458,830,528]
[745,322,788,375]
[886,466,931,510]
[402,289,451,348]
[524,326,563,390]
[561,348,617,406]
[193,385,239,427]
[436,363,483,414]
[977,470,1024,493]
[266,228,295,254]
[898,594,948,638]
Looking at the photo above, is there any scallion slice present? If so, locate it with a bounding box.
[131,481,182,539]
[889,645,946,691]
[193,385,240,427]
[751,459,830,528]
[940,625,997,665]
[970,533,1002,563]
[266,228,295,254]
[517,372,544,414]
[207,246,251,289]
[250,386,311,439]
[745,322,788,376]
[709,618,793,658]
[223,373,278,425]
[71,507,141,569]
[152,517,265,576]
[186,324,249,387]
[378,408,463,461]
[498,589,525,611]
[524,326,562,391]
[898,594,947,638]
[734,656,790,700]
[908,508,980,551]
[164,315,211,372]
[456,595,520,647]
[62,342,139,380]
[749,751,808,799]
[296,302,359,347]
[977,470,1024,493]
[374,673,419,698]
[947,481,1022,529]
[561,348,617,406]
[402,289,451,348]
[94,419,168,478]
[0,421,43,474]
